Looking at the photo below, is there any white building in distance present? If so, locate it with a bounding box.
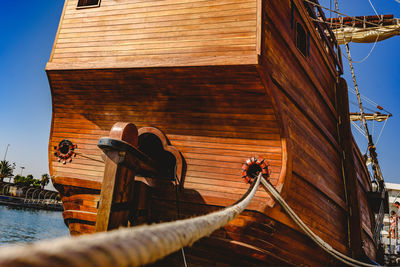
[382,182,400,253]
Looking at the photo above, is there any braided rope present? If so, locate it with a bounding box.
[0,174,262,267]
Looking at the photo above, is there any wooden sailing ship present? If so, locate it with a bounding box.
[46,0,388,265]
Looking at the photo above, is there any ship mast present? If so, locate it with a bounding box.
[333,0,386,186]
[344,43,384,183]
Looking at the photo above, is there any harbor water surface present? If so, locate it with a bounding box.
[0,205,69,246]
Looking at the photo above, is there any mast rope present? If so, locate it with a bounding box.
[74,152,105,163]
[0,173,385,266]
[351,121,368,138]
[375,118,388,145]
[350,90,379,108]
[341,32,380,63]
[367,0,379,17]
[304,0,384,28]
[260,177,381,267]
[0,173,262,267]
[350,89,392,115]
[174,168,188,267]
[307,1,386,63]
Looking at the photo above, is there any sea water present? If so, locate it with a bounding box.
[0,205,69,246]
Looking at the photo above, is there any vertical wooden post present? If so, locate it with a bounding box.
[336,78,363,258]
[95,122,139,232]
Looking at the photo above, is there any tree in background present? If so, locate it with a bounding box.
[0,160,15,182]
[13,175,24,185]
[40,174,50,189]
[13,174,41,188]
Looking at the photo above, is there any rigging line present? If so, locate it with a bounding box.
[349,101,379,114]
[341,31,380,63]
[350,97,375,110]
[174,168,188,267]
[261,177,382,267]
[74,152,104,163]
[375,118,388,145]
[367,0,379,16]
[0,174,263,267]
[350,89,392,115]
[304,0,383,28]
[343,42,372,139]
[349,89,379,107]
[340,1,385,184]
[309,17,392,33]
[351,121,368,138]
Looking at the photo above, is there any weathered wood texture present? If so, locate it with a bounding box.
[47,0,259,69]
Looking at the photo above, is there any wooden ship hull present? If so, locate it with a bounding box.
[46,0,382,265]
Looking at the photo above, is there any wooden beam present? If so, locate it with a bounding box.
[95,122,138,232]
[336,78,363,258]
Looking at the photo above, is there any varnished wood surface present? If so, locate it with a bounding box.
[48,65,287,255]
[259,0,349,255]
[48,66,284,230]
[47,0,379,264]
[95,122,138,232]
[148,209,340,266]
[353,141,376,260]
[336,77,364,258]
[47,0,259,69]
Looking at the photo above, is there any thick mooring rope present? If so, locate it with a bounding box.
[0,174,262,267]
[260,177,380,267]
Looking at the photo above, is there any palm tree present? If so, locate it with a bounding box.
[0,160,15,182]
[40,174,50,189]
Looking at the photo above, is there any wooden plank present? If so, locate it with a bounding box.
[49,0,258,68]
[169,135,281,147]
[256,0,261,55]
[336,78,363,257]
[59,21,256,40]
[287,174,348,247]
[64,0,255,19]
[63,210,97,222]
[54,38,255,54]
[52,176,102,190]
[63,2,255,24]
[57,28,256,47]
[68,1,245,13]
[263,1,338,119]
[46,54,258,69]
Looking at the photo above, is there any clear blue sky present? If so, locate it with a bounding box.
[0,1,399,183]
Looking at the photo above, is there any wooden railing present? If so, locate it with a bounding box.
[303,0,343,74]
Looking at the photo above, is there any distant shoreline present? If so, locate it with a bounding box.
[0,195,63,211]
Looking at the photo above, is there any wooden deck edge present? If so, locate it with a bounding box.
[52,176,102,190]
[46,54,259,71]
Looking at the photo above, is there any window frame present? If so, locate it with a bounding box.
[295,21,309,57]
[76,0,101,9]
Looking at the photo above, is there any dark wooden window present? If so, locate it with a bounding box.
[296,22,308,57]
[77,0,101,8]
